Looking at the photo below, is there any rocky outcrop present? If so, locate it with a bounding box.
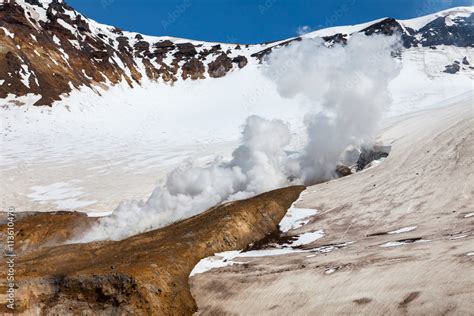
[356,145,391,171]
[444,62,461,74]
[0,212,97,254]
[182,58,205,80]
[208,53,233,78]
[232,55,248,68]
[0,186,305,315]
[335,164,352,177]
[0,0,252,105]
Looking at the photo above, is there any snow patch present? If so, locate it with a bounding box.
[279,205,318,232]
[325,267,337,274]
[189,251,244,276]
[1,27,14,39]
[53,35,61,45]
[291,230,325,247]
[388,226,417,234]
[86,210,114,218]
[380,239,430,248]
[28,182,97,210]
[190,230,325,276]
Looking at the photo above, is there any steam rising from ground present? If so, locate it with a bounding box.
[267,34,401,183]
[78,34,400,242]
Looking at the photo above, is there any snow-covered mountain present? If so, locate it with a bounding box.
[1,2,473,215]
[0,0,472,106]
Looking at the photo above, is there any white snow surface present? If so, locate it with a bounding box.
[190,230,325,276]
[279,207,319,232]
[189,207,324,276]
[380,239,431,248]
[0,5,473,217]
[2,45,472,214]
[388,226,417,234]
[400,6,473,30]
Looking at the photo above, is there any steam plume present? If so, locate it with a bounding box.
[78,34,400,242]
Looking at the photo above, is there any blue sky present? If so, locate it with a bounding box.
[67,0,473,43]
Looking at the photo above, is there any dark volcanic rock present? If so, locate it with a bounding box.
[357,146,391,171]
[0,0,472,107]
[322,33,348,46]
[361,18,404,36]
[175,43,197,58]
[154,40,175,49]
[416,14,474,47]
[208,53,233,78]
[232,55,248,68]
[251,37,302,61]
[462,56,470,65]
[182,58,205,80]
[444,63,461,74]
[134,40,150,51]
[361,18,415,48]
[25,0,43,6]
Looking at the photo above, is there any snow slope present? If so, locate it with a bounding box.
[190,93,474,315]
[1,5,473,213]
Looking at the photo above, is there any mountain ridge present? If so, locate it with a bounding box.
[0,0,472,106]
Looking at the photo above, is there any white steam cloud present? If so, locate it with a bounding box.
[266,34,401,183]
[78,34,401,242]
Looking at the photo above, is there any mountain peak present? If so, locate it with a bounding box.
[0,2,472,105]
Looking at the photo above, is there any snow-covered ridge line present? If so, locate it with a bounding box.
[0,1,473,106]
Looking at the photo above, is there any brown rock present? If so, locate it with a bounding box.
[0,186,304,315]
[335,164,352,177]
[208,53,233,78]
[182,58,205,80]
[232,55,248,68]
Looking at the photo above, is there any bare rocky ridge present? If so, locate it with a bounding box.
[0,0,251,105]
[0,0,472,106]
[0,186,304,315]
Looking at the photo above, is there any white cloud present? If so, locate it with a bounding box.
[296,25,312,35]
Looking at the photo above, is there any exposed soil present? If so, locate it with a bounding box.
[0,186,304,315]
